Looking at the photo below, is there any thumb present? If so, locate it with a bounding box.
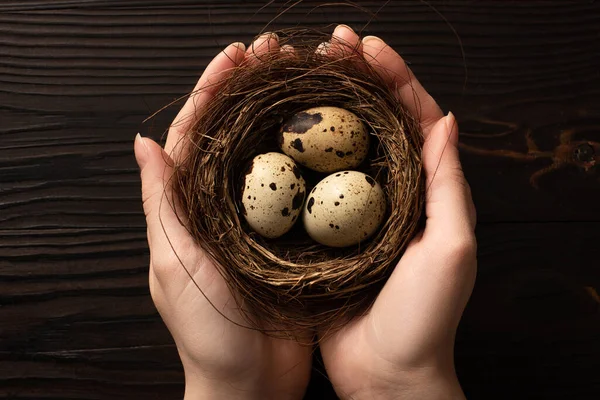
[422,112,476,237]
[361,115,476,364]
[134,134,192,264]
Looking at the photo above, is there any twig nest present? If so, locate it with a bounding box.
[173,29,425,335]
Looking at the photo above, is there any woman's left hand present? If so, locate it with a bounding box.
[134,33,312,400]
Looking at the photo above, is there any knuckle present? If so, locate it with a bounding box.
[429,229,477,260]
[141,189,157,218]
[142,185,173,222]
[150,246,182,274]
[432,234,478,283]
[431,165,466,191]
[448,234,477,260]
[149,236,196,281]
[148,269,161,301]
[431,230,476,258]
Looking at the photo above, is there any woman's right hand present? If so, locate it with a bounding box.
[319,25,477,400]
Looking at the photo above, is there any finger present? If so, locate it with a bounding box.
[246,32,280,64]
[136,134,239,321]
[422,112,476,235]
[359,115,476,365]
[166,42,246,158]
[361,35,443,136]
[134,134,196,268]
[330,24,362,58]
[314,25,362,59]
[315,41,330,56]
[378,114,475,319]
[280,44,295,56]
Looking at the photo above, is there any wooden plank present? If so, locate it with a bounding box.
[458,221,600,399]
[2,221,598,398]
[0,1,599,399]
[0,2,598,225]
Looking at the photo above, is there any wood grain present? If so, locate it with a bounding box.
[1,1,599,399]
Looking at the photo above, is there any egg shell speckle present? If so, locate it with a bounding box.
[279,106,370,173]
[242,152,306,238]
[302,171,386,247]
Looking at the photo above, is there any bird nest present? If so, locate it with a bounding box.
[172,30,424,336]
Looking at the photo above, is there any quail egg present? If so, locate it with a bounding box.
[279,106,370,173]
[303,171,386,247]
[241,152,306,238]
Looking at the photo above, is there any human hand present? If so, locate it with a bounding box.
[319,26,477,400]
[134,34,312,400]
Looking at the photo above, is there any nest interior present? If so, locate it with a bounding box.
[172,29,425,336]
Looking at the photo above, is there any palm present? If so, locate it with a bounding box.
[320,233,476,397]
[149,236,311,396]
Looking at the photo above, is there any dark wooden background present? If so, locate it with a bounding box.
[1,1,599,399]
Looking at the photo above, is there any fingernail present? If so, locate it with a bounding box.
[280,44,295,53]
[260,31,279,41]
[334,24,354,34]
[446,111,456,131]
[362,35,383,45]
[134,133,149,169]
[231,42,246,51]
[316,41,331,55]
[445,112,459,144]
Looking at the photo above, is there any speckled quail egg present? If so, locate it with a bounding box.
[278,106,370,173]
[241,152,306,238]
[303,171,386,247]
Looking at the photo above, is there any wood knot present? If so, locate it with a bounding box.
[574,143,595,163]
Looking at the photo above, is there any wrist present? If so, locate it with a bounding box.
[383,374,465,400]
[183,374,263,400]
[183,367,305,400]
[347,366,465,400]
